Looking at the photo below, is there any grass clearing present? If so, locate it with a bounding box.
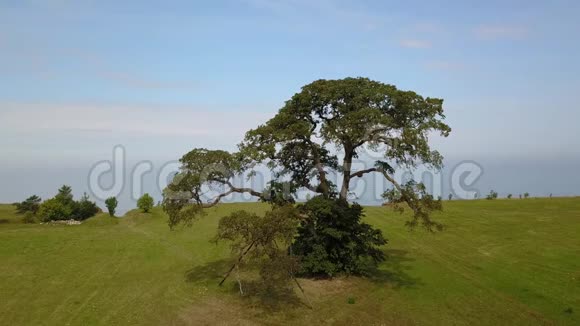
[1,198,579,325]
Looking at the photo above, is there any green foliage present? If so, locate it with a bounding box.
[507,194,513,199]
[38,198,74,222]
[105,197,118,217]
[15,195,42,215]
[137,193,154,213]
[22,211,36,224]
[35,187,99,222]
[292,197,387,277]
[524,192,530,199]
[448,194,453,201]
[240,77,450,208]
[486,190,499,200]
[55,185,74,206]
[347,297,356,304]
[73,193,100,221]
[215,205,300,295]
[382,181,443,230]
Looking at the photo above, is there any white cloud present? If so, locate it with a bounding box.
[0,103,272,137]
[474,25,528,40]
[399,39,432,49]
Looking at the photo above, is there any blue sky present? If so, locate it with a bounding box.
[0,0,579,207]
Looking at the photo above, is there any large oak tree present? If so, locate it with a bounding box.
[164,77,450,230]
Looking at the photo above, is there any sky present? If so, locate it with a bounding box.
[1,0,579,211]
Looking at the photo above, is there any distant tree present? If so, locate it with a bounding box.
[137,193,154,213]
[549,193,553,198]
[15,195,42,215]
[507,194,513,199]
[486,190,498,200]
[519,194,522,199]
[524,192,530,199]
[105,197,118,217]
[55,185,74,206]
[448,194,453,201]
[73,193,99,221]
[474,193,479,199]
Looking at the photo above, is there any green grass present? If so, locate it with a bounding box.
[1,198,579,325]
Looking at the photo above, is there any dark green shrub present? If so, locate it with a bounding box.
[291,197,387,277]
[15,195,42,215]
[105,197,118,217]
[507,194,513,199]
[73,193,99,221]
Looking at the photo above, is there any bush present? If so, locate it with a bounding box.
[486,190,498,200]
[291,197,387,277]
[524,192,530,199]
[137,193,154,213]
[15,195,42,215]
[73,193,99,221]
[38,198,74,222]
[33,186,99,222]
[507,194,513,199]
[22,212,36,224]
[105,197,118,217]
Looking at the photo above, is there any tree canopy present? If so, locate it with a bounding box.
[164,77,450,230]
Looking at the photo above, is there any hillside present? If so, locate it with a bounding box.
[1,198,579,325]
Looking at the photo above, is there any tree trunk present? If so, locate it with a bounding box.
[339,145,353,200]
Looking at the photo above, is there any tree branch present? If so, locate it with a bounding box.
[201,179,266,208]
[350,167,379,179]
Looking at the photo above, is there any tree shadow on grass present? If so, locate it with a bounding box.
[367,249,423,289]
[0,219,11,224]
[184,259,232,284]
[183,248,421,313]
[184,259,307,312]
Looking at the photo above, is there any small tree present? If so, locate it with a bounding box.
[524,192,530,199]
[448,194,453,201]
[486,190,498,200]
[215,204,302,298]
[507,194,513,199]
[55,185,74,206]
[15,195,42,215]
[105,197,118,217]
[137,193,154,213]
[519,194,522,199]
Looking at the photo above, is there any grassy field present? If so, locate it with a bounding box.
[1,198,579,325]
